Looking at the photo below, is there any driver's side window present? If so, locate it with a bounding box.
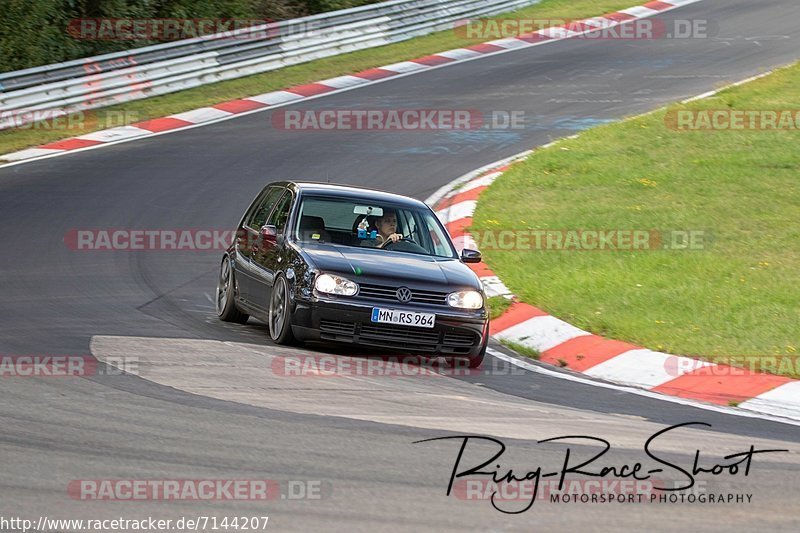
[246,187,282,230]
[400,210,416,241]
[266,191,293,233]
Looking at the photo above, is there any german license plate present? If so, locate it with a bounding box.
[370,308,435,328]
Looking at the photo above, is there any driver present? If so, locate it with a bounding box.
[374,209,403,245]
[361,208,403,248]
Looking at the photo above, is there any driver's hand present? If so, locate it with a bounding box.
[388,233,403,243]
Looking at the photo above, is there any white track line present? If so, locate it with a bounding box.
[487,348,800,426]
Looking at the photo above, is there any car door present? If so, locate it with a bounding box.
[249,189,294,310]
[236,186,284,305]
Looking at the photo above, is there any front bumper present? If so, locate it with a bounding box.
[291,296,488,357]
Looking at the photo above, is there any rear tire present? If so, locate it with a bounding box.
[216,256,249,324]
[269,274,296,345]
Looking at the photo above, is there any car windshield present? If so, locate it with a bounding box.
[293,196,457,258]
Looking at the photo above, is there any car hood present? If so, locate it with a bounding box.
[299,245,480,289]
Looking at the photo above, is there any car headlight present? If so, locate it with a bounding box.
[447,290,483,309]
[314,273,358,296]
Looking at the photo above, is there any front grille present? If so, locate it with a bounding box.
[443,331,478,346]
[357,283,448,306]
[317,319,479,355]
[319,320,356,336]
[360,323,441,345]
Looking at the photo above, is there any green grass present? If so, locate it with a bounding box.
[487,295,513,321]
[501,340,541,360]
[474,62,800,377]
[0,0,636,157]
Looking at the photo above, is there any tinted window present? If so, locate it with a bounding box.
[266,191,293,232]
[245,187,283,230]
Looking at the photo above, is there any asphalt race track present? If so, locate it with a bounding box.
[1,0,799,530]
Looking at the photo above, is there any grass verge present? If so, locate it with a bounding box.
[500,340,541,360]
[487,295,513,321]
[474,62,800,377]
[0,0,637,156]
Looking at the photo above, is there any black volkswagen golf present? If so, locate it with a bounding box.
[215,181,489,367]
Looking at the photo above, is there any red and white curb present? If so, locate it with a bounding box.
[1,0,703,166]
[427,150,800,423]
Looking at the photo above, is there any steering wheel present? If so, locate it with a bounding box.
[379,236,418,249]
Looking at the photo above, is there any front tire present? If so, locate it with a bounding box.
[467,352,485,369]
[268,274,296,345]
[216,256,249,324]
[467,336,488,369]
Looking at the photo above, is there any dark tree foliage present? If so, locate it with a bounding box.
[0,0,385,72]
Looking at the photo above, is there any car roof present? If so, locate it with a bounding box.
[280,181,429,209]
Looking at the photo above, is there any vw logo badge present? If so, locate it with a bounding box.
[396,287,412,303]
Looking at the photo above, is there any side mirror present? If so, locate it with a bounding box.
[461,248,482,263]
[260,224,278,245]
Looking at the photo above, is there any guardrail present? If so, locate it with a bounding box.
[0,0,540,130]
